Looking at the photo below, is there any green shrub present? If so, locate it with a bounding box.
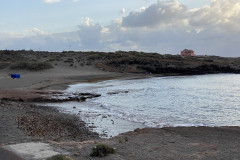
[10,61,53,71]
[47,154,72,160]
[87,54,103,61]
[91,144,115,157]
[10,62,28,69]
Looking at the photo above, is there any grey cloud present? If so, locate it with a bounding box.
[0,30,80,51]
[189,0,240,32]
[122,0,187,28]
[1,0,240,57]
[122,0,240,33]
[77,23,103,50]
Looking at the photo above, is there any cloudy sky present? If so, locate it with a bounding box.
[0,0,240,57]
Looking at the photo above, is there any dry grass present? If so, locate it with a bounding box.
[0,62,10,69]
[10,61,53,71]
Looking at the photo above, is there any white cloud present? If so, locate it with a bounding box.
[77,18,106,50]
[43,0,61,3]
[0,29,80,51]
[73,0,79,2]
[81,17,94,27]
[122,0,188,28]
[189,0,240,32]
[122,0,240,33]
[30,28,49,35]
[120,8,126,14]
[139,7,146,12]
[1,0,240,57]
[101,27,110,34]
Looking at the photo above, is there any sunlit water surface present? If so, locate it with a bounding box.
[62,74,240,128]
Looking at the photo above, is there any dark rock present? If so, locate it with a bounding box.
[102,115,107,118]
[80,97,87,101]
[134,128,141,132]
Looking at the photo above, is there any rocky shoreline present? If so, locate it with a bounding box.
[0,100,99,145]
[1,92,240,160]
[1,50,240,159]
[0,90,101,103]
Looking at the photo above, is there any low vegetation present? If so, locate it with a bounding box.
[0,62,10,69]
[91,144,115,157]
[87,53,104,61]
[47,154,72,160]
[1,50,240,74]
[10,61,53,71]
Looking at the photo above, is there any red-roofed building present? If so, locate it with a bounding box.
[181,49,195,56]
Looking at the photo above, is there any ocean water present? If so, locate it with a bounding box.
[63,74,240,128]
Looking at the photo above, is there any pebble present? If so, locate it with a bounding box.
[102,115,107,118]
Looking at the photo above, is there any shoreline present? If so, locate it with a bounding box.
[38,72,236,91]
[1,59,240,159]
[1,73,240,138]
[1,100,240,159]
[43,101,146,138]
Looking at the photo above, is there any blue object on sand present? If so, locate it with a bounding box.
[10,74,20,79]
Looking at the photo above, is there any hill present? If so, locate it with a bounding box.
[1,50,240,75]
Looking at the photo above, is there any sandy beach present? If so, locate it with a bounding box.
[1,51,240,160]
[0,62,121,90]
